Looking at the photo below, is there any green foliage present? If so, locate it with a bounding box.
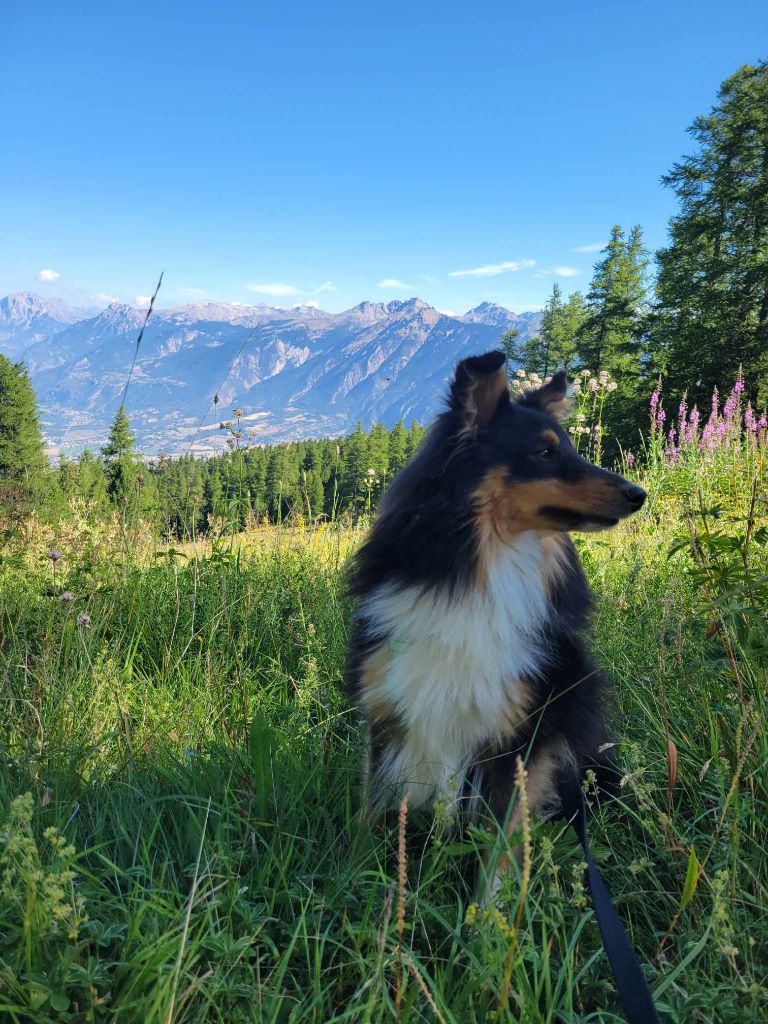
[576,225,651,455]
[518,285,586,377]
[0,354,50,523]
[655,61,768,408]
[101,405,139,506]
[0,421,766,1021]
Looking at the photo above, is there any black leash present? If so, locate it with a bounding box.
[563,781,660,1024]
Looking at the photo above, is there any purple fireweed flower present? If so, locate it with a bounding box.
[745,406,757,432]
[688,406,700,440]
[758,414,767,430]
[701,420,715,451]
[678,398,688,438]
[626,452,636,467]
[723,391,737,422]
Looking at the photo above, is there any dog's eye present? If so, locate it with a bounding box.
[538,447,557,461]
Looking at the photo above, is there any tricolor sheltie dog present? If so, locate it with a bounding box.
[346,351,646,883]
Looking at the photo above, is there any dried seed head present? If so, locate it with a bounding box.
[59,591,75,604]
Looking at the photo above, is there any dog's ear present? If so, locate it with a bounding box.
[521,370,571,421]
[449,350,509,430]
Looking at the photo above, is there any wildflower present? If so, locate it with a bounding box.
[59,591,74,604]
[77,612,91,627]
[48,548,62,564]
[568,426,577,434]
[685,406,700,444]
[516,368,527,378]
[233,407,244,418]
[581,369,591,377]
[626,452,636,467]
[575,413,586,422]
[572,381,582,395]
[607,381,618,391]
[598,370,610,384]
[366,468,375,476]
[464,902,479,926]
[587,378,598,392]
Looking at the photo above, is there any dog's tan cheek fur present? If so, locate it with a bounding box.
[472,469,626,541]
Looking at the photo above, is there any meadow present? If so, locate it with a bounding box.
[1,380,766,1023]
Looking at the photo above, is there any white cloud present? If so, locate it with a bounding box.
[449,259,535,278]
[92,292,120,305]
[534,266,580,279]
[294,299,321,309]
[246,282,299,296]
[36,268,60,282]
[439,309,459,317]
[135,295,152,308]
[314,281,336,293]
[377,278,415,290]
[572,242,606,253]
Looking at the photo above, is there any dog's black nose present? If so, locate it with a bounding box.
[623,483,646,509]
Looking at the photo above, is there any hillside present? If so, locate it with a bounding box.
[1,293,541,454]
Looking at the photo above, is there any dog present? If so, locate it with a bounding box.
[345,351,645,889]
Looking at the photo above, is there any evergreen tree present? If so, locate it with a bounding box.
[499,328,522,376]
[102,405,139,509]
[341,421,370,510]
[576,225,650,453]
[388,421,408,474]
[654,62,768,406]
[517,285,586,377]
[0,356,47,487]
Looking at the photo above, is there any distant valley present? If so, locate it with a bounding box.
[0,292,541,455]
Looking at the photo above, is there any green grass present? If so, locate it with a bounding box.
[1,461,767,1022]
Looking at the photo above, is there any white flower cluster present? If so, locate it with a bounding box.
[571,368,618,396]
[510,368,547,394]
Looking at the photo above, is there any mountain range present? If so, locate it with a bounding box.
[0,292,541,455]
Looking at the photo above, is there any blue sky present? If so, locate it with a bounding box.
[2,1,767,313]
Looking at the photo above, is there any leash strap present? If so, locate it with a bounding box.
[565,782,659,1024]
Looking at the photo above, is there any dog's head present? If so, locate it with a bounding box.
[448,350,646,536]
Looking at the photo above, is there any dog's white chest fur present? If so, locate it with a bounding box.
[359,532,552,807]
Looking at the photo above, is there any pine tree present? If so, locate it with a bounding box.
[516,285,586,377]
[0,356,47,487]
[102,405,139,509]
[576,225,650,453]
[499,328,522,377]
[388,421,408,474]
[654,62,768,406]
